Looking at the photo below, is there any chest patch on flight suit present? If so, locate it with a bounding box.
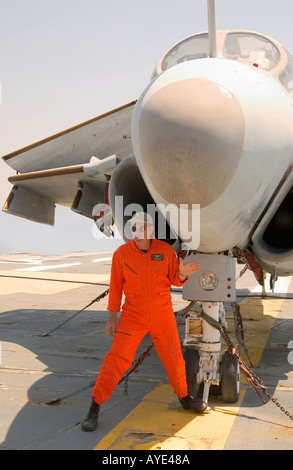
[151,254,164,261]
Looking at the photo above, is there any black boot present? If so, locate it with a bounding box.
[179,396,207,413]
[82,398,100,432]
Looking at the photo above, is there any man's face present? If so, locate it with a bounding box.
[131,223,153,241]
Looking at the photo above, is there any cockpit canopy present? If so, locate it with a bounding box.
[154,30,293,97]
[224,32,279,70]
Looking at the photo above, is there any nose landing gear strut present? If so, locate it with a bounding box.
[183,301,240,411]
[182,254,240,410]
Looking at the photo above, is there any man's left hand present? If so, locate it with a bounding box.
[178,258,200,280]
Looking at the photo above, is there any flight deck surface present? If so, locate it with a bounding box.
[0,252,292,451]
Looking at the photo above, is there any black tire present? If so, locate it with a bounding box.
[183,348,200,398]
[221,350,240,403]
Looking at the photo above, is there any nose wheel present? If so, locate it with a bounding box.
[183,348,200,399]
[183,346,240,406]
[221,350,240,403]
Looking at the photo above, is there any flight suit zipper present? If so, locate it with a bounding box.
[138,248,152,324]
[134,242,154,324]
[143,252,151,324]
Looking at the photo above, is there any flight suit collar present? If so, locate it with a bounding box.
[130,237,158,255]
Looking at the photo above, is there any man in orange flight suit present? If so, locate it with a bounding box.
[82,212,206,432]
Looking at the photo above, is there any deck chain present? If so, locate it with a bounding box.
[220,325,293,421]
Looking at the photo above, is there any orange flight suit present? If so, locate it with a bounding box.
[92,238,188,405]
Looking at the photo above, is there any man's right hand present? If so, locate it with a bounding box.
[104,313,118,336]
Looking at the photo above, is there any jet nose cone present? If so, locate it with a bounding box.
[133,77,245,208]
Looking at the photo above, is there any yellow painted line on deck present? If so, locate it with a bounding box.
[95,289,289,451]
[96,383,247,450]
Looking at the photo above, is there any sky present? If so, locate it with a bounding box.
[0,0,293,255]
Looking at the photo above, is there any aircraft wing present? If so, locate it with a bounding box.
[2,101,136,225]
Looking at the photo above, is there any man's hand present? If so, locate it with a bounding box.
[105,319,117,336]
[178,258,200,280]
[105,311,118,336]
